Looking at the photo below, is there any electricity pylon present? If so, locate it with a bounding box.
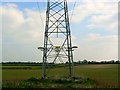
[38,0,77,79]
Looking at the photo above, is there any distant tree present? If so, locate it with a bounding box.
[73,62,77,64]
[115,60,120,64]
[82,59,88,64]
[91,61,97,64]
[109,60,115,64]
[100,61,108,64]
[65,61,68,64]
[78,60,82,64]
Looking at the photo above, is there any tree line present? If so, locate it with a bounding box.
[1,60,120,66]
[71,59,120,64]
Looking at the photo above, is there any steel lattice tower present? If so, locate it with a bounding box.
[38,0,76,79]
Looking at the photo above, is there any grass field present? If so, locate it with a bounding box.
[2,64,118,88]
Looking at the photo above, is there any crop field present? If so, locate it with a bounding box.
[2,64,119,88]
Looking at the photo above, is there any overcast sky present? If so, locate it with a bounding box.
[1,0,118,62]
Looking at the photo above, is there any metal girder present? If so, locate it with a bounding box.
[40,0,74,79]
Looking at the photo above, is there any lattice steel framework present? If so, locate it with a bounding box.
[39,0,75,79]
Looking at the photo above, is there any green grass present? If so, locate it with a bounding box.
[2,64,118,88]
[2,69,41,81]
[2,66,41,69]
[74,64,118,88]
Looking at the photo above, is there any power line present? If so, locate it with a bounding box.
[70,0,76,23]
[36,1,44,30]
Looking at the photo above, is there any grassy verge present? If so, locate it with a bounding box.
[2,77,96,88]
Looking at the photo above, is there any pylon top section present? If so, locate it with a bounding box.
[45,0,70,39]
